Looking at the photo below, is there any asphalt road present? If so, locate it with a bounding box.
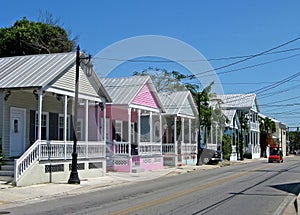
[4,156,300,215]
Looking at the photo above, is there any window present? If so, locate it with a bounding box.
[114,120,122,141]
[58,115,70,141]
[35,112,49,140]
[76,119,83,141]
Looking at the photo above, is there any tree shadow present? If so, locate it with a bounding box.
[270,182,300,213]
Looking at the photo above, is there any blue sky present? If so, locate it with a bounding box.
[1,1,300,127]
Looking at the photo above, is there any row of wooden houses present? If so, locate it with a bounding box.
[0,51,286,186]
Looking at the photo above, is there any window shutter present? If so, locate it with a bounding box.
[49,112,58,140]
[29,110,36,144]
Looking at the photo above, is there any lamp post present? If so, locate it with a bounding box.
[68,45,92,184]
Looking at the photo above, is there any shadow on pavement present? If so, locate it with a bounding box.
[270,182,300,213]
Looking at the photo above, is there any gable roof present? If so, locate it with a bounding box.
[0,52,111,102]
[101,76,164,111]
[159,91,198,118]
[222,109,240,128]
[216,94,260,112]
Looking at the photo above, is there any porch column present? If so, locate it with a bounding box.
[137,109,141,144]
[189,118,192,144]
[64,96,68,142]
[128,108,131,156]
[85,99,89,142]
[181,118,184,144]
[103,102,107,142]
[37,90,43,140]
[150,111,153,143]
[174,116,178,166]
[174,116,177,154]
[159,113,162,154]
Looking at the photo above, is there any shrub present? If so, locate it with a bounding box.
[222,135,232,161]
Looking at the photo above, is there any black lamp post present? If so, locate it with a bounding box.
[68,45,92,184]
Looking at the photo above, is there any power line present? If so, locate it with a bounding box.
[93,46,300,63]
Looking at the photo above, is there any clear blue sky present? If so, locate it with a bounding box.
[1,1,300,128]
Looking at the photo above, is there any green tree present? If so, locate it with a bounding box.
[259,117,276,157]
[134,68,226,165]
[238,113,249,160]
[222,134,232,161]
[0,17,75,57]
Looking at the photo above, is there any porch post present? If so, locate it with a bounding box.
[128,108,131,156]
[189,118,192,144]
[64,95,68,160]
[181,117,184,144]
[159,113,162,154]
[150,111,153,143]
[103,102,107,142]
[174,116,178,165]
[137,109,141,145]
[64,96,68,142]
[37,90,43,140]
[85,99,89,142]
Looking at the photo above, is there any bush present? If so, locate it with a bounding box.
[222,135,232,161]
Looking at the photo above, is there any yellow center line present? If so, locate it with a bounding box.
[111,166,266,215]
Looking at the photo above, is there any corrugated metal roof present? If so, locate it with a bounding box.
[159,91,197,117]
[217,94,259,112]
[101,76,165,111]
[101,76,148,105]
[0,52,76,89]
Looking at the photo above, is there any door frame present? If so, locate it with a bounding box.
[9,107,26,157]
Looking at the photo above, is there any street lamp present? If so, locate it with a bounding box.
[68,45,92,184]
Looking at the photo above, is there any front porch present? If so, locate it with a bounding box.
[107,141,163,173]
[15,140,106,186]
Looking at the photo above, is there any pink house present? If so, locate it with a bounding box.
[101,76,165,173]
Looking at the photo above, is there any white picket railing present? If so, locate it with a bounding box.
[15,140,106,182]
[138,142,162,156]
[181,143,197,154]
[112,141,129,155]
[162,144,175,154]
[15,140,41,182]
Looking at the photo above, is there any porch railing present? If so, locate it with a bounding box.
[15,140,106,182]
[162,144,175,154]
[181,143,197,154]
[112,141,129,155]
[139,142,162,156]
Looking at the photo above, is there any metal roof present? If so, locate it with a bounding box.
[217,94,260,112]
[0,52,112,102]
[101,76,164,110]
[159,91,197,117]
[0,52,76,89]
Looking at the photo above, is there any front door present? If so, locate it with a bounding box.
[10,107,26,157]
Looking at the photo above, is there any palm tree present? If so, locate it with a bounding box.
[259,117,276,157]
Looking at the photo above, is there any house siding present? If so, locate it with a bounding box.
[132,84,159,109]
[3,90,74,157]
[52,65,99,97]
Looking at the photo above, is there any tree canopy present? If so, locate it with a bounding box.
[0,17,75,57]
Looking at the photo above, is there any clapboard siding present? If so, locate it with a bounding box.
[132,83,159,109]
[52,65,99,97]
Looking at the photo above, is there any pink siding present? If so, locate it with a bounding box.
[132,83,159,109]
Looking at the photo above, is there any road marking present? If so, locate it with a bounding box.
[112,166,266,215]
